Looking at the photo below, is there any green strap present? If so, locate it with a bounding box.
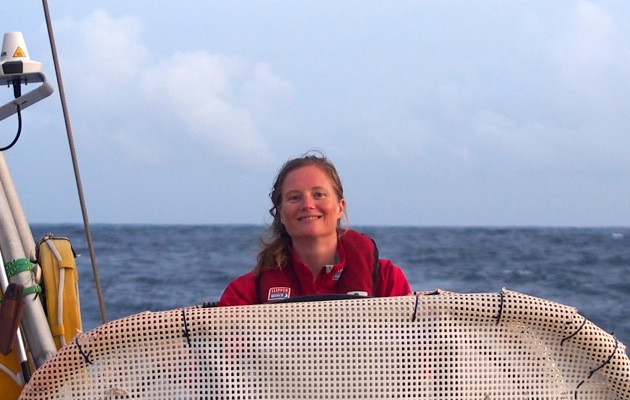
[0,284,42,303]
[21,285,42,297]
[2,258,40,303]
[4,258,34,278]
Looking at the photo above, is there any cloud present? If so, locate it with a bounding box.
[56,9,293,169]
[57,10,149,89]
[470,110,556,168]
[555,2,615,73]
[552,2,630,98]
[394,1,630,176]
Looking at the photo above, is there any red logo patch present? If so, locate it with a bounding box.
[268,287,291,301]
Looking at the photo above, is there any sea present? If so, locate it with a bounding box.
[31,224,630,346]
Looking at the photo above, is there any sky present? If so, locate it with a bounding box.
[1,0,629,227]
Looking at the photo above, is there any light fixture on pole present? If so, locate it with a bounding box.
[0,31,53,122]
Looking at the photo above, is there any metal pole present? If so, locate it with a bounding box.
[0,170,57,368]
[0,153,36,259]
[41,0,107,324]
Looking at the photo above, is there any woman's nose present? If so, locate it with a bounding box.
[301,195,315,209]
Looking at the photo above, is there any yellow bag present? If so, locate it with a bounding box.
[36,234,82,349]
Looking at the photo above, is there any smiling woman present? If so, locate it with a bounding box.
[279,164,345,251]
[218,151,412,306]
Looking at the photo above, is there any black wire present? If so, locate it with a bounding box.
[1,82,24,152]
[495,291,505,325]
[412,294,420,322]
[182,309,192,347]
[74,337,93,365]
[561,317,587,346]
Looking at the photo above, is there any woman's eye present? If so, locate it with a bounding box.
[314,192,327,199]
[287,194,300,202]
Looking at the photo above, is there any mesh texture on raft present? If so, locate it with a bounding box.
[19,289,630,399]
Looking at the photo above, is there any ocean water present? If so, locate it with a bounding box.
[31,224,630,346]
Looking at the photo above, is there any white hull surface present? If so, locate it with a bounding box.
[19,290,630,399]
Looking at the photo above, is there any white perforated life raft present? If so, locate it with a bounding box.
[19,289,630,399]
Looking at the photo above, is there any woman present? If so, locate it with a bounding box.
[218,152,411,306]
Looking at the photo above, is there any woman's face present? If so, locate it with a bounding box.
[279,165,345,241]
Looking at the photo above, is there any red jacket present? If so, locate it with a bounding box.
[218,230,412,306]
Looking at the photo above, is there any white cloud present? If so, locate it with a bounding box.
[142,52,293,167]
[552,1,630,93]
[56,9,292,169]
[57,10,149,88]
[471,110,556,168]
[567,1,615,70]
